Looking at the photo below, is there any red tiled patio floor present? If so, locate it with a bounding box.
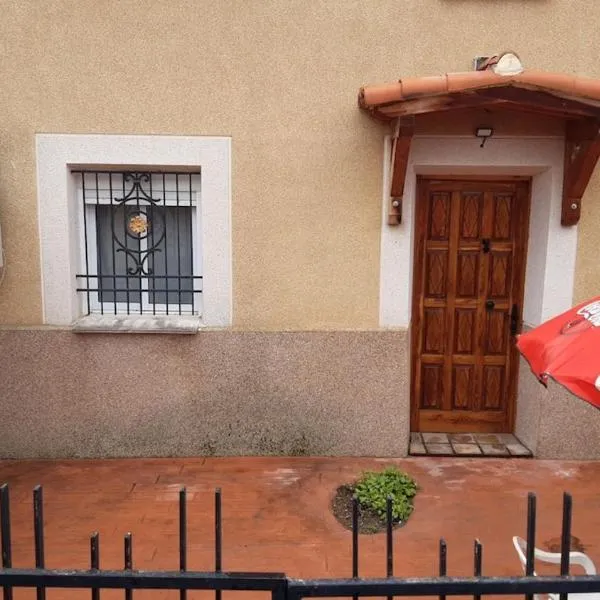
[0,457,599,600]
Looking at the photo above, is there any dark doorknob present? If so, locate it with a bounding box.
[482,238,491,253]
[485,300,495,311]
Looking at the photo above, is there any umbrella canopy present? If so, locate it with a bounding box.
[516,296,600,408]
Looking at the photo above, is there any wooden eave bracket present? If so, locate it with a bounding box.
[562,118,600,226]
[388,117,414,225]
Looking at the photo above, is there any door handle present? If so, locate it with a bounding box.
[482,238,491,254]
[510,304,519,336]
[485,300,495,311]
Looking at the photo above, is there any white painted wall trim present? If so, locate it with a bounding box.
[379,135,576,329]
[36,134,232,327]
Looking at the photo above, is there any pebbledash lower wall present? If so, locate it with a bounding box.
[0,329,410,458]
[516,357,600,459]
[3,328,597,460]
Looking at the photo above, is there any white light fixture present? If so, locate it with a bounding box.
[493,51,524,76]
[475,127,494,148]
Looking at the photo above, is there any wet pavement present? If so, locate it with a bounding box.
[0,457,599,600]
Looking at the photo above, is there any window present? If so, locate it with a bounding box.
[75,170,202,316]
[36,134,232,330]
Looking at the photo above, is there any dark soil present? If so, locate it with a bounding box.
[331,485,404,535]
[544,535,586,553]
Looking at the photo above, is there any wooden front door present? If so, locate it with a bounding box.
[411,178,530,433]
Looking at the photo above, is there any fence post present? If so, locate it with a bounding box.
[439,539,447,600]
[473,539,482,600]
[90,532,100,600]
[386,496,393,600]
[0,484,13,600]
[180,487,187,600]
[352,495,359,600]
[124,533,132,600]
[559,493,572,600]
[215,488,222,600]
[33,486,45,600]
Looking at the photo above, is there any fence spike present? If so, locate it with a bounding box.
[0,484,13,600]
[473,539,482,600]
[215,488,222,600]
[33,486,45,600]
[90,532,100,600]
[559,492,573,600]
[386,496,393,600]
[525,492,537,600]
[439,538,447,600]
[124,533,132,600]
[560,493,573,575]
[352,495,359,600]
[180,487,187,600]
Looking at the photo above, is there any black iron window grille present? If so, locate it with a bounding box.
[74,170,202,316]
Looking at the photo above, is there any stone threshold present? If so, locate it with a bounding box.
[410,432,532,457]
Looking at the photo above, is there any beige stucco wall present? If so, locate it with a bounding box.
[0,0,600,328]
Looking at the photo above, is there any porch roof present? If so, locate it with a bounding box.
[358,53,600,227]
[358,58,600,122]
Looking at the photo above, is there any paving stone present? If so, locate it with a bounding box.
[474,433,501,444]
[422,433,449,444]
[409,442,427,455]
[507,443,532,456]
[425,443,453,455]
[410,432,423,444]
[493,433,521,444]
[448,433,476,444]
[452,443,482,455]
[480,443,510,456]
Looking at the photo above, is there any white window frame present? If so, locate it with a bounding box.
[36,134,232,329]
[77,171,202,316]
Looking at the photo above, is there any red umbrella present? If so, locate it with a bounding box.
[516,296,600,409]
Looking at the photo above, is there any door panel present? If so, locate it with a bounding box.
[456,252,479,298]
[411,179,530,433]
[425,250,449,297]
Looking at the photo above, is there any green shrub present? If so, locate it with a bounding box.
[354,466,418,522]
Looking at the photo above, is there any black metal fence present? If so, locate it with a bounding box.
[1,482,600,599]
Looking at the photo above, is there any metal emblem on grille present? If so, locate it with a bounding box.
[127,212,150,237]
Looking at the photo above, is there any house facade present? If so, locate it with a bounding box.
[1,1,599,459]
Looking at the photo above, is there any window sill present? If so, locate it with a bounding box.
[72,314,202,334]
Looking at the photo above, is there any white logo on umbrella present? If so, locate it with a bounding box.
[577,300,600,326]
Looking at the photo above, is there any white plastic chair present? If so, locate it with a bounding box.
[513,536,599,600]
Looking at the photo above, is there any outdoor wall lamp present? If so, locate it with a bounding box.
[475,126,494,148]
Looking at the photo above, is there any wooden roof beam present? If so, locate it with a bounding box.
[562,119,600,226]
[377,93,504,119]
[476,87,600,119]
[388,118,414,225]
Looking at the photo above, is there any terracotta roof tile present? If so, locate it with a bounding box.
[400,75,448,98]
[359,61,600,121]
